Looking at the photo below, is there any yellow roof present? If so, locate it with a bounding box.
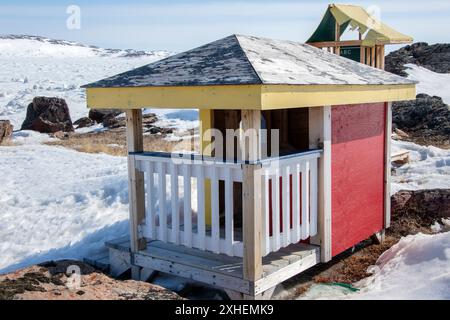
[331,4,413,46]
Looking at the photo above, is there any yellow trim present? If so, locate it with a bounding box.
[87,84,416,111]
[260,84,416,110]
[86,85,262,110]
[199,109,213,225]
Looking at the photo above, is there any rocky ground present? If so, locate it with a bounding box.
[386,42,450,76]
[392,94,450,148]
[385,42,450,149]
[0,260,182,300]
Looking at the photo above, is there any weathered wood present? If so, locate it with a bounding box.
[109,248,131,277]
[310,106,332,262]
[385,102,392,228]
[335,21,341,56]
[308,40,362,48]
[241,110,263,281]
[125,109,146,255]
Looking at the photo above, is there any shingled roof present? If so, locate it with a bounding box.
[83,34,414,88]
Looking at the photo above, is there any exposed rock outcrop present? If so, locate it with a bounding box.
[0,120,13,144]
[21,97,73,133]
[392,94,450,147]
[0,260,182,300]
[385,42,450,76]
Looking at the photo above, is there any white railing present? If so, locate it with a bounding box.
[133,152,244,257]
[260,150,320,256]
[132,150,320,258]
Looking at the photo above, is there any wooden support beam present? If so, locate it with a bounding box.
[380,45,386,70]
[241,110,263,282]
[335,21,341,56]
[384,102,392,228]
[371,47,376,67]
[360,46,366,64]
[307,40,362,48]
[309,106,332,262]
[126,109,146,280]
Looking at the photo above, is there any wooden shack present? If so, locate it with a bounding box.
[82,34,415,299]
[307,4,413,69]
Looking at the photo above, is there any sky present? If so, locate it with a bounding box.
[0,0,449,52]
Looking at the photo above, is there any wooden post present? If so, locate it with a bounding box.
[380,45,386,70]
[384,102,392,228]
[360,46,366,64]
[126,109,146,279]
[199,109,213,226]
[371,46,376,67]
[241,110,263,283]
[335,21,341,56]
[309,106,332,262]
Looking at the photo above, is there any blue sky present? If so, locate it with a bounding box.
[1,0,449,52]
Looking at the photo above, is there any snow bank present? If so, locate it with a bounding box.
[0,132,129,274]
[353,232,450,299]
[391,139,450,194]
[405,64,450,105]
[300,231,450,300]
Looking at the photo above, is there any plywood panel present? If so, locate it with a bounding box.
[331,103,385,256]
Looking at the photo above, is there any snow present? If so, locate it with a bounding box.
[405,64,450,104]
[300,231,450,300]
[391,139,450,194]
[0,132,129,273]
[353,232,450,299]
[0,36,170,128]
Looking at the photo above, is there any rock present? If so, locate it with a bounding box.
[21,97,74,133]
[146,126,173,135]
[88,109,121,123]
[386,42,450,76]
[102,115,126,129]
[0,120,13,144]
[393,128,409,139]
[50,131,69,140]
[392,94,450,147]
[74,117,95,129]
[0,260,182,300]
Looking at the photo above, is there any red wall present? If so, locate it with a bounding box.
[331,103,386,256]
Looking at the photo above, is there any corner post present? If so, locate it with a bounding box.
[384,102,392,228]
[309,106,332,262]
[241,110,263,284]
[125,109,146,279]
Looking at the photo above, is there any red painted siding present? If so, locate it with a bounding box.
[331,103,386,256]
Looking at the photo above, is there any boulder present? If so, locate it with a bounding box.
[21,97,74,133]
[73,117,95,129]
[88,109,121,123]
[102,114,126,129]
[0,120,13,144]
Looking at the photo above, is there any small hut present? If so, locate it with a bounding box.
[307,4,413,69]
[83,34,415,299]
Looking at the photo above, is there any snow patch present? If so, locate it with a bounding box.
[405,64,450,104]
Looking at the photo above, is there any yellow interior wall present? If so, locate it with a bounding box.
[199,109,213,225]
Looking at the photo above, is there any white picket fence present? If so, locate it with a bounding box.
[132,150,320,258]
[260,151,320,256]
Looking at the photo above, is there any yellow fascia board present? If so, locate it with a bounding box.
[86,85,262,110]
[86,83,416,111]
[260,84,416,110]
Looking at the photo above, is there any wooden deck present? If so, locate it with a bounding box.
[105,237,320,297]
